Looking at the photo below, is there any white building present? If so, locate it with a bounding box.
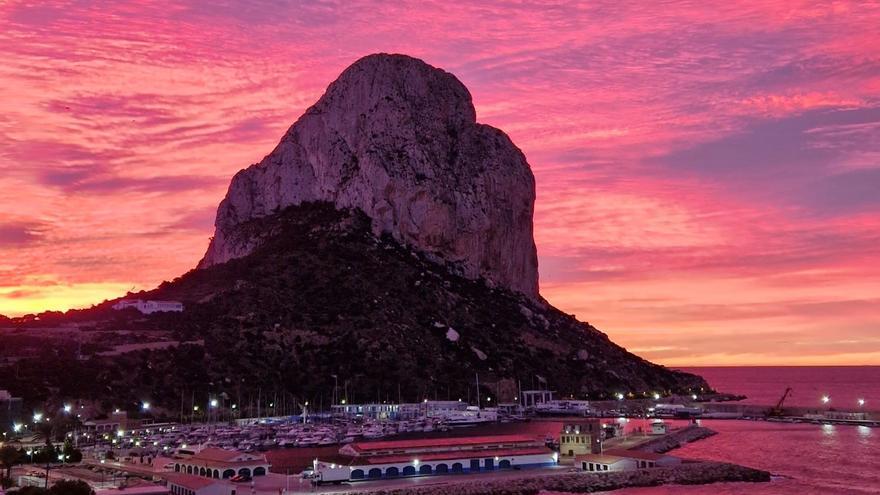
[165,474,231,495]
[113,299,184,314]
[576,449,681,472]
[313,434,557,482]
[171,448,269,479]
[331,403,399,420]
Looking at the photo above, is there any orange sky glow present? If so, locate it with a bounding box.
[1,1,879,366]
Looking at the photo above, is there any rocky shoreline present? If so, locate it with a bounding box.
[334,461,771,495]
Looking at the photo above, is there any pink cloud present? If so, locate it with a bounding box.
[1,0,879,364]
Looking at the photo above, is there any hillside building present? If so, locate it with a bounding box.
[112,299,183,314]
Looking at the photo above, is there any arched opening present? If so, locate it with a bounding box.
[402,466,416,476]
[385,467,399,477]
[419,464,432,475]
[213,469,219,479]
[253,467,266,476]
[451,463,463,473]
[499,460,511,469]
[435,464,449,474]
[368,468,382,479]
[238,468,251,477]
[186,466,193,474]
[199,467,207,477]
[222,469,235,479]
[174,464,180,472]
[351,469,365,480]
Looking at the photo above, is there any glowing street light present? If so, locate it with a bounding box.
[691,394,698,400]
[117,430,125,438]
[858,398,866,407]
[32,412,43,423]
[821,395,831,404]
[615,393,625,401]
[142,402,151,411]
[63,404,72,414]
[653,393,660,400]
[210,399,218,408]
[12,423,22,433]
[193,406,199,412]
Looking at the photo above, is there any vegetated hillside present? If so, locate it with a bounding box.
[144,201,707,403]
[0,202,707,411]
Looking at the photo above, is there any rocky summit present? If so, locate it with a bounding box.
[199,53,539,298]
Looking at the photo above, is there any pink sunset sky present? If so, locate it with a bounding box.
[1,1,879,366]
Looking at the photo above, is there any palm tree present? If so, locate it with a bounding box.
[33,420,56,454]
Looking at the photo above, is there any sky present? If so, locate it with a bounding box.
[1,1,879,366]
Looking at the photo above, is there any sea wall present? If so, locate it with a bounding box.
[338,461,770,495]
[632,425,717,453]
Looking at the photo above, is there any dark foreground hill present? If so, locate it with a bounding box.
[146,202,705,404]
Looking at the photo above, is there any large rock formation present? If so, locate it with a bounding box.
[199,53,539,298]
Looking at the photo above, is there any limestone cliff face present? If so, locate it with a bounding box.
[199,53,539,298]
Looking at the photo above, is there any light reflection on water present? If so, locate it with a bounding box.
[605,420,880,495]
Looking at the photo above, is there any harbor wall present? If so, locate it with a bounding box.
[335,461,771,495]
[631,425,717,453]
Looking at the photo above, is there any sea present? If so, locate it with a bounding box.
[613,366,880,494]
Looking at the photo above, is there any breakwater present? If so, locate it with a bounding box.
[336,461,771,495]
[632,425,717,453]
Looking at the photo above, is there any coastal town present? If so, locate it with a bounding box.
[1,382,875,494]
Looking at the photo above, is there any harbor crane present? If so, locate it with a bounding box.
[768,387,793,417]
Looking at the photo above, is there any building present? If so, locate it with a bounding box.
[165,474,232,495]
[172,448,269,479]
[576,449,681,472]
[559,420,602,456]
[331,400,468,420]
[313,434,557,482]
[113,299,184,314]
[535,400,592,416]
[84,411,134,436]
[520,390,554,409]
[399,400,468,419]
[331,403,399,420]
[0,390,23,432]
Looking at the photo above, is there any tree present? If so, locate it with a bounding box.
[48,479,94,495]
[0,445,20,481]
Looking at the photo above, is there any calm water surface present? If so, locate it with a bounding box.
[616,367,880,494]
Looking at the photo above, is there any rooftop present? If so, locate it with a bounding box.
[165,474,224,490]
[322,446,553,466]
[346,434,541,453]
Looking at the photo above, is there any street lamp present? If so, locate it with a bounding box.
[653,393,660,400]
[142,402,151,411]
[821,395,830,404]
[210,399,218,408]
[13,423,22,433]
[33,412,43,422]
[616,393,625,401]
[63,404,72,414]
[858,399,865,407]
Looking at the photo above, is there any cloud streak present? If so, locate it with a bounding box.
[1,0,878,365]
